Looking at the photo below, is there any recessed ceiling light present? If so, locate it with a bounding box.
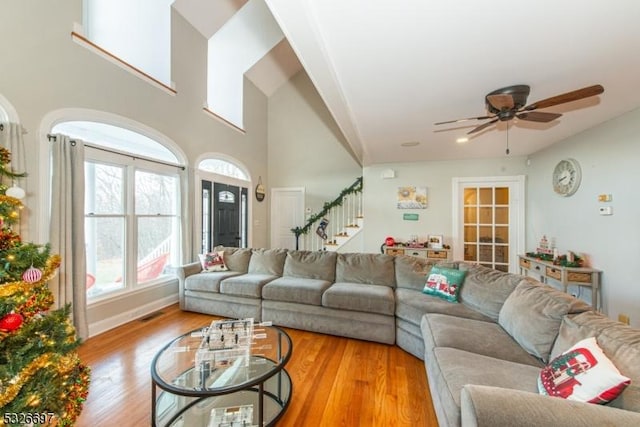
[456,137,469,144]
[401,141,420,147]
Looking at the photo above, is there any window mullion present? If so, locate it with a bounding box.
[127,165,137,288]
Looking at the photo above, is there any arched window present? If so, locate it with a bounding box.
[51,119,185,301]
[198,158,249,180]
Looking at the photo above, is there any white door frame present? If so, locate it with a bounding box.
[452,175,526,273]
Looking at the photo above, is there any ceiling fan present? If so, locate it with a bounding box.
[435,84,604,135]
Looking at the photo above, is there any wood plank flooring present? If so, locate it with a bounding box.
[76,304,438,426]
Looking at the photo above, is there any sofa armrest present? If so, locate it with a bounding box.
[173,262,202,309]
[461,384,640,427]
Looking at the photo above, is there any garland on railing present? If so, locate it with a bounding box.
[291,176,363,238]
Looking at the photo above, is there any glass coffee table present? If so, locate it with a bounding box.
[151,321,292,427]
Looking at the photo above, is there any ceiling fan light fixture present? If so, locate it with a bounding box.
[456,137,469,144]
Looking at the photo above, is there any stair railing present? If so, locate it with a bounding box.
[291,176,363,250]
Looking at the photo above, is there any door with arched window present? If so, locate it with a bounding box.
[199,158,250,252]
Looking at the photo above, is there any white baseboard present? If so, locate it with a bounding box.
[88,294,178,338]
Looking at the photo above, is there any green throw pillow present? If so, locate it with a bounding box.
[423,266,466,302]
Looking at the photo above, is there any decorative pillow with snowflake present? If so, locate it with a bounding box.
[538,336,630,404]
[198,251,229,272]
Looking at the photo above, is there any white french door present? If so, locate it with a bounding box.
[452,176,525,273]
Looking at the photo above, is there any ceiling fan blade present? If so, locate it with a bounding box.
[486,94,515,110]
[467,118,499,134]
[517,111,562,123]
[435,115,494,125]
[523,84,604,111]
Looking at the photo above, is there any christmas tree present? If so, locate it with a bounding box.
[0,147,90,425]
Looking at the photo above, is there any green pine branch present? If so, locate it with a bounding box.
[292,176,363,236]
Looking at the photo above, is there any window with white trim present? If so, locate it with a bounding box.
[53,121,183,301]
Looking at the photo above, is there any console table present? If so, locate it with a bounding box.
[518,255,601,310]
[384,245,450,261]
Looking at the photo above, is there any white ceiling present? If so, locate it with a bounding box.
[178,0,640,165]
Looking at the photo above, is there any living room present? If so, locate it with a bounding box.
[3,0,637,330]
[1,0,640,424]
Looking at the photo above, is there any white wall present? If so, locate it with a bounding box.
[1,0,270,332]
[526,108,640,327]
[267,70,362,242]
[362,157,529,254]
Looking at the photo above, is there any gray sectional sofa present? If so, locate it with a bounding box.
[175,247,640,426]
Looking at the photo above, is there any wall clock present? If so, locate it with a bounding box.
[552,158,581,196]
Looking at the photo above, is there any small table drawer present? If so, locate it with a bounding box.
[427,250,448,259]
[545,266,562,281]
[519,258,531,269]
[406,249,427,258]
[568,272,592,283]
[386,248,405,256]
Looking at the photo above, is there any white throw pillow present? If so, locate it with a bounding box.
[538,337,630,404]
[198,251,228,272]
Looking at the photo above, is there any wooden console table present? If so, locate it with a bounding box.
[518,255,601,310]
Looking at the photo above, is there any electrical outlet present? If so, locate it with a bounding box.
[618,314,630,325]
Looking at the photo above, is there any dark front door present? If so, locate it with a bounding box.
[213,182,241,247]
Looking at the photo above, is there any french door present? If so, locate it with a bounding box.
[452,176,525,273]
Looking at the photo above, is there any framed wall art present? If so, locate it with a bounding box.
[397,186,428,209]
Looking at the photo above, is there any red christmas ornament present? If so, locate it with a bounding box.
[22,266,43,283]
[0,312,24,331]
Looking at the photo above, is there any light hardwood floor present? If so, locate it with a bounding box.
[76,304,438,426]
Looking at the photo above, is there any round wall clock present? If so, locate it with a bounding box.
[552,158,582,196]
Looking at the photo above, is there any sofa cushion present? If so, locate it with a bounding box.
[184,271,241,293]
[498,279,591,363]
[423,266,466,303]
[248,248,287,276]
[262,276,332,306]
[395,288,494,327]
[219,274,278,298]
[221,247,252,273]
[426,347,542,427]
[394,256,435,291]
[550,311,640,412]
[421,313,542,367]
[539,336,630,404]
[323,282,395,315]
[283,250,337,282]
[458,262,524,321]
[335,253,396,287]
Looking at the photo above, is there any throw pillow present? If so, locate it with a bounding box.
[423,266,466,303]
[198,251,228,272]
[538,337,630,404]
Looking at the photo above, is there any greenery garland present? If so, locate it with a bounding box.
[291,176,363,237]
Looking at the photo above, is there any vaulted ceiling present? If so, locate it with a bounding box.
[176,0,640,165]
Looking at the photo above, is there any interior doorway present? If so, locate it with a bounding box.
[270,187,305,249]
[452,176,525,273]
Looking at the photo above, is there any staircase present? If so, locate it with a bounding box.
[292,177,363,252]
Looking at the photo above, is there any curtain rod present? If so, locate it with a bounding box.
[47,133,185,171]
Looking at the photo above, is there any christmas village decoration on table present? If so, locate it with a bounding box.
[526,235,584,268]
[0,147,90,425]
